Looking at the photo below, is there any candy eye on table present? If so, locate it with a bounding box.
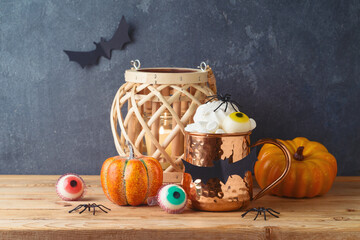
[56,174,85,201]
[157,184,187,214]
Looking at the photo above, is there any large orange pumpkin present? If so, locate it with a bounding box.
[254,137,337,198]
[100,144,163,206]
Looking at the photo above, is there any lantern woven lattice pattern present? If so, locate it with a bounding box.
[110,62,216,172]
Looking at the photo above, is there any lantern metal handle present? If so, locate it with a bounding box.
[131,59,141,70]
[198,62,207,72]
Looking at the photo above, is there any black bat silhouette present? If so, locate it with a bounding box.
[63,16,131,68]
[182,147,258,185]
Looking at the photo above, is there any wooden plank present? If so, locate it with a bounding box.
[0,176,358,239]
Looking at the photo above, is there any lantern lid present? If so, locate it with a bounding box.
[125,61,209,84]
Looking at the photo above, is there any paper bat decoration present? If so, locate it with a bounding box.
[182,147,258,185]
[63,16,131,68]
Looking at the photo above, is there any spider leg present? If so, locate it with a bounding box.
[232,101,242,111]
[205,97,217,104]
[263,210,267,221]
[70,205,83,211]
[224,102,228,112]
[241,208,255,218]
[266,209,279,218]
[97,206,108,213]
[87,204,93,212]
[79,205,88,214]
[254,211,261,221]
[214,101,225,112]
[266,208,280,217]
[229,102,239,112]
[97,204,111,211]
[267,208,280,215]
[88,204,96,215]
[68,204,84,213]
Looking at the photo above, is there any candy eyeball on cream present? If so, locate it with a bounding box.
[56,174,85,201]
[157,184,187,214]
[222,112,256,133]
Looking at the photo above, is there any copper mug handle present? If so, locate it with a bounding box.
[251,138,292,201]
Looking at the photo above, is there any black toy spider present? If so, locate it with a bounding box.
[68,203,111,215]
[206,93,241,112]
[241,207,280,221]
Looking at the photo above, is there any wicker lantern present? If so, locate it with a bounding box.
[110,60,216,172]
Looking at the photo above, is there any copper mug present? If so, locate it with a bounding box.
[182,131,291,212]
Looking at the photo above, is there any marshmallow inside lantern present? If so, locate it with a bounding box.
[185,100,256,134]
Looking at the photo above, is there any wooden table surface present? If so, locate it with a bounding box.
[0,175,359,240]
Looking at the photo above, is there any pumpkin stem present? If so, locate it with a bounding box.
[126,141,134,159]
[294,146,305,161]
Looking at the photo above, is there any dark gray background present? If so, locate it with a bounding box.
[1,0,359,175]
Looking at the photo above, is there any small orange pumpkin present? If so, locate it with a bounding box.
[100,143,163,206]
[254,137,337,198]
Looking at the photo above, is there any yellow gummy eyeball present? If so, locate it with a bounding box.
[222,112,252,133]
[229,112,250,123]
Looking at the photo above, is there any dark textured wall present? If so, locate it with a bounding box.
[1,0,359,175]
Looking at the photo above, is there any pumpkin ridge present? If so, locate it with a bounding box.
[285,140,298,153]
[125,160,148,206]
[290,164,299,197]
[299,161,312,197]
[122,160,129,205]
[101,157,116,202]
[258,148,283,161]
[311,159,335,195]
[310,152,336,165]
[140,159,150,204]
[254,161,269,187]
[294,163,308,197]
[141,157,163,200]
[268,163,283,194]
[260,144,279,154]
[308,160,325,197]
[260,153,285,163]
[304,142,328,156]
[105,159,127,205]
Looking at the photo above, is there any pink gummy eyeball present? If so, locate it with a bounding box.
[157,184,187,214]
[56,174,85,201]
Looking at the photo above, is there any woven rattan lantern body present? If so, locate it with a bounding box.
[111,61,216,172]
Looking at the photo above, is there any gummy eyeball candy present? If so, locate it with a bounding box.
[158,184,187,214]
[56,174,85,201]
[222,112,256,133]
[148,184,187,214]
